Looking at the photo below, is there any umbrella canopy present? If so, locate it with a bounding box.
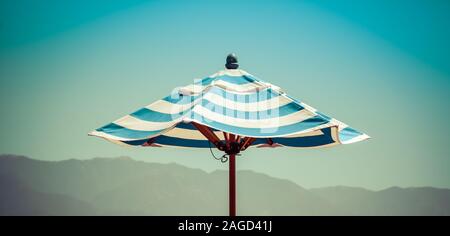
[89,70,369,148]
[89,55,369,216]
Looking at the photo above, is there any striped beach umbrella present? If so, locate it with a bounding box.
[89,54,369,216]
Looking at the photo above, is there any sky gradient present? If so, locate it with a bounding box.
[0,0,449,190]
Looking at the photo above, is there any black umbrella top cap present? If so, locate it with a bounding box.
[225,53,239,69]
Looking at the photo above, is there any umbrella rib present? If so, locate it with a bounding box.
[223,132,229,142]
[240,137,256,151]
[191,122,223,150]
[229,134,236,142]
[143,137,163,147]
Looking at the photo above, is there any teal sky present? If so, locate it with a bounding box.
[1,0,449,190]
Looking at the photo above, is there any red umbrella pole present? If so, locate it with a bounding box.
[229,153,236,217]
[192,123,240,216]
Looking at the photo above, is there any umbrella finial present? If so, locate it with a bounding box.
[225,53,239,69]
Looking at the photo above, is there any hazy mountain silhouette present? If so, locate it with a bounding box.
[0,174,96,216]
[0,154,449,216]
[311,186,450,216]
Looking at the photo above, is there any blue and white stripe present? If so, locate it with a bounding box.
[89,69,369,148]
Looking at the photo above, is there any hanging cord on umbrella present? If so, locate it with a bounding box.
[208,140,242,163]
[208,141,229,163]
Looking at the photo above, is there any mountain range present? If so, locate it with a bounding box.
[0,154,449,216]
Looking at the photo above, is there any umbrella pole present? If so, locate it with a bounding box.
[191,123,244,216]
[229,153,236,217]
